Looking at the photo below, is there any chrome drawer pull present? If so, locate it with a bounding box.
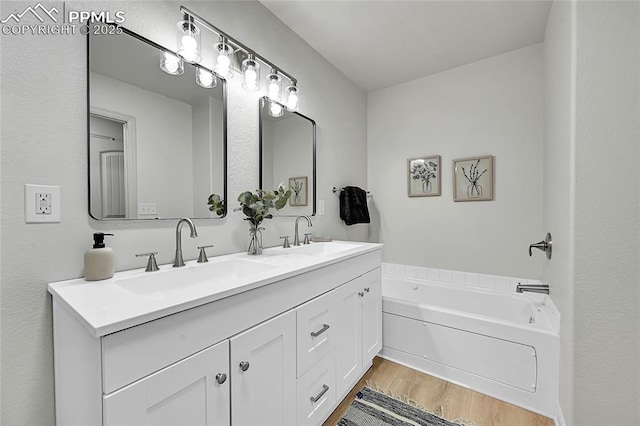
[310,384,329,403]
[215,373,227,384]
[239,361,250,372]
[310,324,330,338]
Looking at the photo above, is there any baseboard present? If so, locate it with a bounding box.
[555,405,566,426]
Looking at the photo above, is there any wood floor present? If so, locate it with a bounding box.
[323,357,554,426]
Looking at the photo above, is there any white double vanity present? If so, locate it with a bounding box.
[49,241,382,426]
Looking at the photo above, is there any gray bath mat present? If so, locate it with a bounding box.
[337,387,467,426]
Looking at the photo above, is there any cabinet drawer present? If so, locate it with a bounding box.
[296,352,336,426]
[296,290,334,377]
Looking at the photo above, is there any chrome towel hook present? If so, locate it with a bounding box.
[529,233,552,259]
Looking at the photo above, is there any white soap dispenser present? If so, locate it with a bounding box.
[84,232,114,281]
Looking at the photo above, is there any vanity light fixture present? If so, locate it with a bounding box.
[178,6,301,106]
[214,36,234,79]
[160,51,184,75]
[196,67,217,88]
[176,15,201,63]
[266,69,282,101]
[285,81,299,111]
[241,53,260,91]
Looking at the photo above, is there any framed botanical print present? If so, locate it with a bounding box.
[453,155,494,201]
[408,155,441,197]
[289,176,308,206]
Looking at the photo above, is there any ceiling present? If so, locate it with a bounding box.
[260,1,552,93]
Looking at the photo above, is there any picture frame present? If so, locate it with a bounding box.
[453,155,494,201]
[408,155,441,197]
[288,176,308,206]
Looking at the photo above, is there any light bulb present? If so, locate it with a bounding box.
[180,35,198,62]
[164,52,180,73]
[217,54,230,69]
[286,90,298,110]
[268,80,280,100]
[270,102,283,117]
[197,68,215,88]
[245,67,257,84]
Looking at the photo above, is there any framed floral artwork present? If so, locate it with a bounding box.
[453,155,494,201]
[408,155,441,197]
[289,176,308,206]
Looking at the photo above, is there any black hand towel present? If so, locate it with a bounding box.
[339,186,370,226]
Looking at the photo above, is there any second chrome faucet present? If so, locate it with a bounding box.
[294,215,312,246]
[174,218,198,267]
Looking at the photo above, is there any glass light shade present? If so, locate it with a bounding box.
[269,100,284,117]
[241,56,261,92]
[196,68,217,89]
[159,51,184,75]
[266,71,281,101]
[176,19,201,63]
[214,39,234,79]
[285,83,299,111]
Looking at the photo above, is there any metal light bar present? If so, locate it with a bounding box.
[180,5,297,84]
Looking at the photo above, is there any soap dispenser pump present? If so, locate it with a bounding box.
[84,232,114,281]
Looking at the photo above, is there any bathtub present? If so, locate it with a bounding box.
[379,275,559,418]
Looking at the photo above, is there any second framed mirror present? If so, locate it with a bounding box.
[259,97,316,216]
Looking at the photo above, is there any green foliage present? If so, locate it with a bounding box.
[207,185,292,226]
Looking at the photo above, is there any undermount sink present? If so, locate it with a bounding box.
[115,259,279,295]
[291,241,361,256]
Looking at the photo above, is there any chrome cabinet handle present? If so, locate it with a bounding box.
[358,292,365,297]
[364,287,370,293]
[310,385,329,403]
[215,373,227,384]
[239,361,250,372]
[310,324,330,337]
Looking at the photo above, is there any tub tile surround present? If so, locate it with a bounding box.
[382,262,560,332]
[382,262,544,293]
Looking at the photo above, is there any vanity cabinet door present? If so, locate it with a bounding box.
[103,339,230,426]
[333,268,382,399]
[333,277,363,398]
[361,270,382,361]
[230,310,296,426]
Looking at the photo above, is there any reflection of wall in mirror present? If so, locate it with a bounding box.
[263,116,313,215]
[192,96,223,217]
[91,72,194,218]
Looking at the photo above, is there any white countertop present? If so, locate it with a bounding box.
[48,241,382,337]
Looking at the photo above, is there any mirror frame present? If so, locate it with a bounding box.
[258,97,317,217]
[87,24,228,220]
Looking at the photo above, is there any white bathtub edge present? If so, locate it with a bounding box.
[555,405,566,426]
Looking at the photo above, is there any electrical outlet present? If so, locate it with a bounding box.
[318,200,325,216]
[25,184,60,223]
[138,203,157,215]
[36,192,52,214]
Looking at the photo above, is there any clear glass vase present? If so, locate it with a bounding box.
[248,224,264,255]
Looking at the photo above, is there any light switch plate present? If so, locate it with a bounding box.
[138,203,157,215]
[317,200,325,216]
[25,184,60,223]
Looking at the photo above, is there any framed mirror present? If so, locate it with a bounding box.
[88,27,227,220]
[259,97,316,217]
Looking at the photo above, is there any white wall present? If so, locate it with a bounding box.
[544,1,640,424]
[368,44,544,279]
[572,1,639,423]
[542,1,575,422]
[91,72,194,218]
[0,1,367,424]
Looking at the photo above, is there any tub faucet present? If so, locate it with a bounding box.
[516,283,550,295]
[173,218,198,267]
[294,215,312,246]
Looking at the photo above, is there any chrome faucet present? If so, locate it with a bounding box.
[173,218,198,267]
[294,215,312,246]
